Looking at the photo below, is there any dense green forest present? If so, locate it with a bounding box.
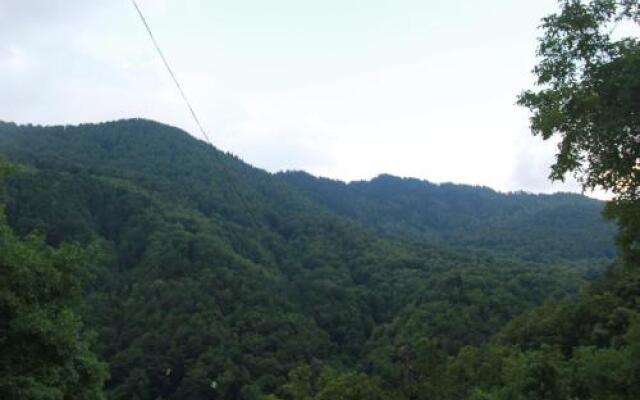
[278,171,615,262]
[1,0,639,399]
[0,118,607,399]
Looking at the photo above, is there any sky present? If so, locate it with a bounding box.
[0,0,604,195]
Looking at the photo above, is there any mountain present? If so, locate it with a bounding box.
[0,119,619,399]
[279,171,615,262]
[0,120,614,263]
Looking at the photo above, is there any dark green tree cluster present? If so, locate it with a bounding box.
[518,0,640,264]
[0,163,107,399]
[279,171,616,263]
[518,0,640,198]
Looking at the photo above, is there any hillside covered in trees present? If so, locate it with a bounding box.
[2,1,640,398]
[0,118,620,399]
[279,171,615,262]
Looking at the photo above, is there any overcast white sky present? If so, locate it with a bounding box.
[0,0,603,195]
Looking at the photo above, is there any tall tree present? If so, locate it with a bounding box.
[518,0,640,261]
[518,0,639,195]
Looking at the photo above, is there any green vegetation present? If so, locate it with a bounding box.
[0,1,638,399]
[0,119,604,399]
[0,162,107,400]
[518,0,640,198]
[278,171,615,262]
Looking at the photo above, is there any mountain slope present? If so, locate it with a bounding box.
[0,119,614,399]
[279,171,616,262]
[0,119,615,262]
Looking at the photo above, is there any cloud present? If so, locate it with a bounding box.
[0,0,95,33]
[508,131,585,194]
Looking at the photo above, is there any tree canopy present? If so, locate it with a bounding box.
[0,2,638,396]
[0,162,107,399]
[518,0,640,198]
[0,119,610,399]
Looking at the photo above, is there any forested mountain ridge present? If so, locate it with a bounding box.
[0,119,618,399]
[3,1,638,399]
[0,119,615,263]
[279,171,615,262]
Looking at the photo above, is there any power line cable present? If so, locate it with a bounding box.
[129,0,261,229]
[130,0,211,144]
